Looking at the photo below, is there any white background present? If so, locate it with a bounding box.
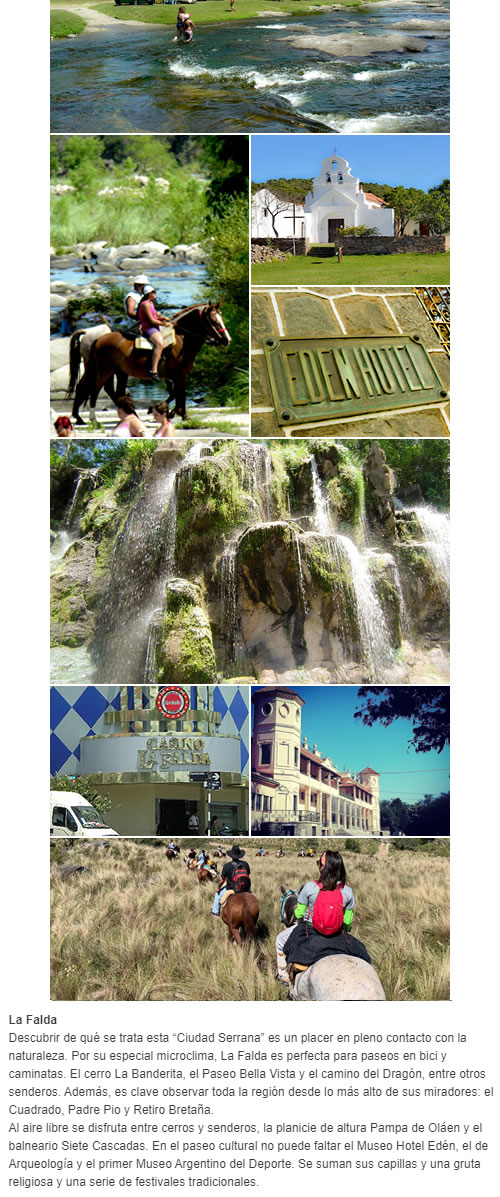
[1,1,499,1193]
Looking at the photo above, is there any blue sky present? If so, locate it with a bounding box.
[252,687,450,806]
[251,135,450,190]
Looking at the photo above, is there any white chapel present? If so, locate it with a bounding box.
[252,152,395,242]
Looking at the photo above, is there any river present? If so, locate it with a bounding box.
[50,2,449,133]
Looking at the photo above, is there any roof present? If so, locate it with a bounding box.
[251,687,305,707]
[359,766,380,776]
[251,771,280,788]
[363,191,388,206]
[300,747,341,775]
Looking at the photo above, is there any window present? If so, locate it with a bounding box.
[52,806,67,827]
[261,702,272,716]
[294,747,299,766]
[255,794,261,811]
[259,742,271,765]
[263,796,268,812]
[277,741,289,765]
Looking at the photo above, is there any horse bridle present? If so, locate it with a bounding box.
[173,305,229,345]
[280,889,298,924]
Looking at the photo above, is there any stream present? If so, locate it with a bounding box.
[51,3,449,133]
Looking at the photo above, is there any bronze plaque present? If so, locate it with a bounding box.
[262,334,448,426]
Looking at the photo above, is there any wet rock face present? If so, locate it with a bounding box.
[363,441,396,539]
[156,587,217,684]
[50,540,98,647]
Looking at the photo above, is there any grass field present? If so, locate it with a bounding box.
[50,838,449,1002]
[95,1,378,27]
[251,253,451,286]
[50,9,86,36]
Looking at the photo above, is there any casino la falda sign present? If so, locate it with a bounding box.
[138,687,211,771]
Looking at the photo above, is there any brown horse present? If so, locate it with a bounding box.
[197,865,218,886]
[67,302,231,424]
[221,892,259,946]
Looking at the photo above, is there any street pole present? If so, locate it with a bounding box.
[207,787,212,836]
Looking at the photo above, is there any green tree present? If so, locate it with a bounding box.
[50,775,113,818]
[354,687,450,753]
[200,137,249,209]
[384,186,427,235]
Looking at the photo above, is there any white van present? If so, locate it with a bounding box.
[50,791,119,838]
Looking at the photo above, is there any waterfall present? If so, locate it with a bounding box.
[50,529,76,570]
[308,459,392,671]
[310,457,331,535]
[410,506,450,592]
[219,539,239,665]
[238,441,273,521]
[335,535,393,674]
[144,609,164,683]
[91,450,195,678]
[65,468,99,526]
[66,475,85,525]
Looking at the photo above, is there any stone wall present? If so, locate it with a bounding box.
[251,237,309,256]
[309,235,449,256]
[251,286,450,439]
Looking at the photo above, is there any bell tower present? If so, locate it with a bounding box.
[251,688,304,796]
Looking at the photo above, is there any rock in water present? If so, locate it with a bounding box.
[293,956,386,1001]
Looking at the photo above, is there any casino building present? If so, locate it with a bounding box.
[251,688,380,837]
[50,685,249,836]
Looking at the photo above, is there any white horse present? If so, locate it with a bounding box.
[291,955,386,1001]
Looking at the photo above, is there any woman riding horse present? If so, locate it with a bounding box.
[68,302,231,426]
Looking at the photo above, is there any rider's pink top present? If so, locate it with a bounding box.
[139,300,159,334]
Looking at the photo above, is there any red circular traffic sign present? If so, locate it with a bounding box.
[156,687,190,719]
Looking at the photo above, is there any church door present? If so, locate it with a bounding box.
[328,218,344,242]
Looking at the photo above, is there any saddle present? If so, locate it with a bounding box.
[135,325,176,352]
[219,889,232,909]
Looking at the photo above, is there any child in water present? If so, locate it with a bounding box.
[174,7,196,42]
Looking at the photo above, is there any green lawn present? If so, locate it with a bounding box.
[251,253,451,285]
[50,8,86,36]
[95,0,372,27]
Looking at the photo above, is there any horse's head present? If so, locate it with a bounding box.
[280,886,299,927]
[204,302,231,345]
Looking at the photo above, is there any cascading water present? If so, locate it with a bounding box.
[91,446,203,678]
[66,468,99,525]
[410,506,450,593]
[309,456,393,674]
[310,457,331,536]
[336,534,393,673]
[238,441,273,522]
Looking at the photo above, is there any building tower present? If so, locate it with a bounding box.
[251,688,305,820]
[359,766,381,834]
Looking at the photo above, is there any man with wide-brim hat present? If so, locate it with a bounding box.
[211,845,250,917]
[124,274,149,333]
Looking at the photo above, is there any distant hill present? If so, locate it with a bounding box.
[251,178,313,204]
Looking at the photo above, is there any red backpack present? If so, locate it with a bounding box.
[312,883,344,935]
[232,865,251,893]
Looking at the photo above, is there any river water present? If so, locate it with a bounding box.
[50,2,449,133]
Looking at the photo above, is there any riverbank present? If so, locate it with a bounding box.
[51,9,86,37]
[51,0,389,36]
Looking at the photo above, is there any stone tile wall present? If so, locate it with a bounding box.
[251,286,450,439]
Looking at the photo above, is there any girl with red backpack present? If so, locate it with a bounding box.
[277,850,370,981]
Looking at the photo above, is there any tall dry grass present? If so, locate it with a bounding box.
[50,840,449,1002]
